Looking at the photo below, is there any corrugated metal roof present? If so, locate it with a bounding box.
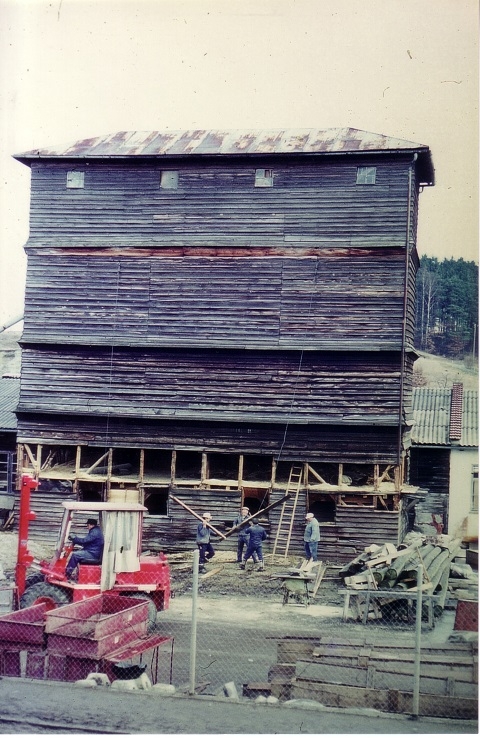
[412,387,478,447]
[0,376,19,432]
[14,127,434,182]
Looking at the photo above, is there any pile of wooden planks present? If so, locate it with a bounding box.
[268,635,478,719]
[338,536,465,623]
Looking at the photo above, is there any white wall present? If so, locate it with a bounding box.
[448,447,478,540]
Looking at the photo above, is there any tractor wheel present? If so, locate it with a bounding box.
[124,593,158,633]
[19,581,71,611]
[25,573,45,589]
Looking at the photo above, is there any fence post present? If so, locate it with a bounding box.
[189,548,200,695]
[412,563,423,718]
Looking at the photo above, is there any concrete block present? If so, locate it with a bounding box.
[134,672,152,690]
[111,679,139,691]
[86,672,111,687]
[223,681,239,700]
[74,678,98,688]
[151,683,176,696]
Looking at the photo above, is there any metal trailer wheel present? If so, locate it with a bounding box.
[124,592,158,633]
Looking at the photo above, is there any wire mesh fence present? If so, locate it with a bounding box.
[0,550,477,723]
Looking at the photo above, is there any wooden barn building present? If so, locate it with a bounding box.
[13,128,434,562]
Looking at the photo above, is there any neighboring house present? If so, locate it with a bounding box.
[13,128,434,559]
[0,375,20,523]
[410,383,478,542]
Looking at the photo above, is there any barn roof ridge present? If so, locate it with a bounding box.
[14,126,432,161]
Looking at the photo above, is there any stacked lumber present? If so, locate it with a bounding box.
[338,535,463,622]
[269,635,478,719]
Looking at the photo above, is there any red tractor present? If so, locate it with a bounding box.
[16,476,170,630]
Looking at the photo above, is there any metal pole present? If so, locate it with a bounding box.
[412,564,423,718]
[189,548,200,695]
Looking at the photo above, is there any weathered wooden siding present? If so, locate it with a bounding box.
[409,448,450,495]
[13,481,400,564]
[16,415,401,462]
[23,249,407,351]
[18,347,404,426]
[27,157,412,248]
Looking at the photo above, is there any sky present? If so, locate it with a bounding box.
[0,0,478,326]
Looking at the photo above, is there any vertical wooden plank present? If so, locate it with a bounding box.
[338,463,343,487]
[201,453,208,486]
[374,464,379,491]
[170,450,176,487]
[238,454,244,488]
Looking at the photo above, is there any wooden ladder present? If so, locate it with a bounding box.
[272,465,303,559]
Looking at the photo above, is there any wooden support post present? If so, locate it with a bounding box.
[394,465,401,493]
[238,455,244,489]
[170,451,176,487]
[338,464,343,488]
[139,450,145,504]
[201,453,208,487]
[37,445,42,477]
[374,464,379,491]
[271,458,277,488]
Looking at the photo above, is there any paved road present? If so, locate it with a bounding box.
[0,677,477,734]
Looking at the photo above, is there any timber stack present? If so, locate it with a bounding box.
[338,534,470,623]
[267,635,478,719]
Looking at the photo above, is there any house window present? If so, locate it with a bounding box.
[356,166,376,185]
[254,168,273,187]
[160,171,179,189]
[471,466,478,512]
[66,171,85,189]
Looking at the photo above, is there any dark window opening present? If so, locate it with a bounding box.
[309,496,336,523]
[242,456,271,483]
[144,487,169,516]
[78,483,104,503]
[243,487,270,515]
[208,453,239,480]
[175,451,202,481]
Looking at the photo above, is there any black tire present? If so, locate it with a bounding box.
[25,573,45,589]
[125,593,158,633]
[19,581,71,610]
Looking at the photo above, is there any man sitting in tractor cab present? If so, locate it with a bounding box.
[66,518,104,580]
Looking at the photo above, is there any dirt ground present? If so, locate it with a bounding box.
[0,530,344,612]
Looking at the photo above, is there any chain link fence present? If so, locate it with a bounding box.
[0,547,477,724]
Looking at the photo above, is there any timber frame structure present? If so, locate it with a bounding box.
[13,128,434,562]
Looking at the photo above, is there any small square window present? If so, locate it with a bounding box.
[255,168,273,187]
[66,171,85,189]
[160,171,179,189]
[356,166,376,185]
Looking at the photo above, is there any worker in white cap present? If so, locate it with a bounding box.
[304,512,320,562]
[232,506,254,564]
[196,512,216,573]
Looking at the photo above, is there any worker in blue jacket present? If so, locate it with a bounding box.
[232,506,253,563]
[240,521,267,572]
[66,518,104,579]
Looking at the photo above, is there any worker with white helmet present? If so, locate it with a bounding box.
[196,512,216,573]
